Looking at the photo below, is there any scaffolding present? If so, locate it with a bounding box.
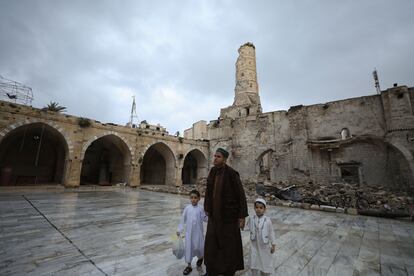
[0,75,34,106]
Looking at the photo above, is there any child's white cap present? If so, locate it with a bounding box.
[255,198,266,207]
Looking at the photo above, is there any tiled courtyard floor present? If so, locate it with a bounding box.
[0,187,413,276]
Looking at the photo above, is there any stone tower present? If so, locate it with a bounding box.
[219,42,262,119]
[233,42,261,108]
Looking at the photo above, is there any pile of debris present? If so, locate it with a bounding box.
[140,178,413,218]
[243,179,301,206]
[177,178,208,196]
[244,179,414,212]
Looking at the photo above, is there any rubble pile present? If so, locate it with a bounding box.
[140,178,413,216]
[244,179,414,211]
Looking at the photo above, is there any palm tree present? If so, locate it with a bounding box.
[43,101,66,113]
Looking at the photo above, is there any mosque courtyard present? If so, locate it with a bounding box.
[0,187,413,276]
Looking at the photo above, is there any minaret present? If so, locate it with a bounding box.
[233,42,261,108]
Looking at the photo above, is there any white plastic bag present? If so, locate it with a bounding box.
[172,235,184,259]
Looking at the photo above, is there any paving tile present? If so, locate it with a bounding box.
[0,187,413,276]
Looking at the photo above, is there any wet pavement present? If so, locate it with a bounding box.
[0,186,413,276]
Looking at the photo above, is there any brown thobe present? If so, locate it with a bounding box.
[204,164,248,275]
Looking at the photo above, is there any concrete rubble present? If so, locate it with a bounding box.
[141,178,414,218]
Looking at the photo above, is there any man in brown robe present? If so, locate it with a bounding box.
[203,148,248,276]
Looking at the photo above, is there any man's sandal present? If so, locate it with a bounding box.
[183,266,192,275]
[196,258,203,267]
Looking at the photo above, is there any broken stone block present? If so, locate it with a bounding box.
[282,201,292,207]
[347,208,358,215]
[336,207,345,213]
[320,205,337,212]
[310,205,320,210]
[302,203,311,209]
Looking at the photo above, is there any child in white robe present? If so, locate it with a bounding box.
[247,198,276,276]
[177,190,208,275]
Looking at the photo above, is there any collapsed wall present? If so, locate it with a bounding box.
[185,43,414,200]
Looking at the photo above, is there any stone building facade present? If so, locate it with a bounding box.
[0,101,208,187]
[1,42,413,194]
[185,42,414,193]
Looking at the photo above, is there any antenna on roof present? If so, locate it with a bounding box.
[128,96,138,128]
[372,69,381,94]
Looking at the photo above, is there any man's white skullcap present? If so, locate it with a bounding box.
[255,198,266,207]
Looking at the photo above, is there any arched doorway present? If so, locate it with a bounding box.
[80,135,131,185]
[386,143,414,192]
[141,142,175,185]
[256,149,274,182]
[0,123,68,185]
[181,149,208,185]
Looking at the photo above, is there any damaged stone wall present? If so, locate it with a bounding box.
[192,43,414,198]
[204,90,414,194]
[210,92,410,186]
[213,93,414,194]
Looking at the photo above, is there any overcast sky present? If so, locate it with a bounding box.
[1,1,413,134]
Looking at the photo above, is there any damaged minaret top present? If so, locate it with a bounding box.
[233,42,261,107]
[219,42,262,119]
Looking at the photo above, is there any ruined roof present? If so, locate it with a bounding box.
[239,42,255,50]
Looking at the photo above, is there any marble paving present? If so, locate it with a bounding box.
[0,187,413,276]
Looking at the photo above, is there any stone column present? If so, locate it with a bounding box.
[63,159,82,187]
[175,165,183,187]
[129,164,140,187]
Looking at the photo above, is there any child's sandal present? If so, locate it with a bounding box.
[183,266,192,275]
[196,258,203,267]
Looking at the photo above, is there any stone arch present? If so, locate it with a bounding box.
[386,141,414,191]
[255,149,274,182]
[80,134,132,185]
[81,131,134,161]
[388,141,414,166]
[181,149,208,184]
[0,122,70,185]
[0,119,74,159]
[140,142,176,185]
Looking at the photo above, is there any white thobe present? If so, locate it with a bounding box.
[247,214,276,274]
[177,204,208,264]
